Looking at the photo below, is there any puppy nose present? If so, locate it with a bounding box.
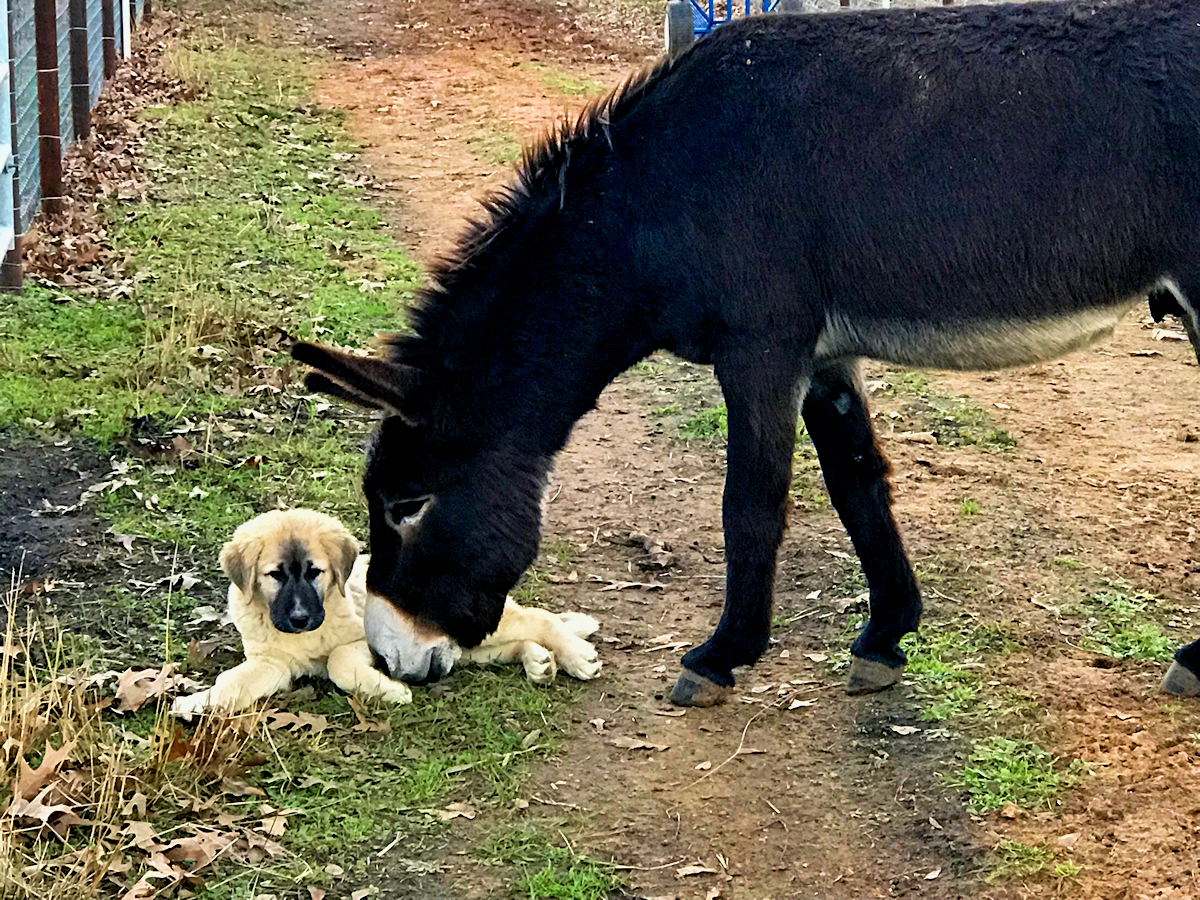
[288,611,311,630]
[426,652,451,684]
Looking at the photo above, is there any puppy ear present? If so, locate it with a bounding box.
[329,530,361,591]
[220,530,261,594]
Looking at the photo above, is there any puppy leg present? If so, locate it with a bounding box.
[556,612,599,639]
[484,602,602,682]
[327,640,413,705]
[171,659,293,719]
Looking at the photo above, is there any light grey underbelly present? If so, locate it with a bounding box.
[814,301,1138,371]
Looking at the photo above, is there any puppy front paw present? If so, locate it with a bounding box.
[171,689,213,721]
[376,679,413,705]
[521,643,558,684]
[557,637,602,681]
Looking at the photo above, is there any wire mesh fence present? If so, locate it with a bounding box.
[0,0,151,288]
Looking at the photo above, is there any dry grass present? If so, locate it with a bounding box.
[0,571,268,900]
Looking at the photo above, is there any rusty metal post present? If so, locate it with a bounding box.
[69,0,90,142]
[2,235,23,291]
[101,0,117,79]
[35,0,64,216]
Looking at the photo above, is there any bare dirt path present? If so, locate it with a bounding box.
[282,0,1200,896]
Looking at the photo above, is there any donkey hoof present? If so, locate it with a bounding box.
[847,657,904,695]
[670,669,731,707]
[1162,661,1200,697]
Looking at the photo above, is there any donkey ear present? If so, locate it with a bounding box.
[303,371,386,411]
[291,341,430,424]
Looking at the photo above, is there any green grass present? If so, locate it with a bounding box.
[985,840,1054,883]
[523,63,605,96]
[959,498,981,517]
[881,372,1016,450]
[902,621,1016,722]
[481,826,621,900]
[0,25,604,900]
[263,673,586,855]
[679,405,728,442]
[948,736,1086,814]
[0,40,425,558]
[1053,860,1083,879]
[466,128,523,165]
[1066,586,1176,661]
[677,403,828,506]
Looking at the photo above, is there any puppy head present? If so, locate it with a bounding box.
[220,509,360,634]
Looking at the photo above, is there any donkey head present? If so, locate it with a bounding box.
[291,342,544,684]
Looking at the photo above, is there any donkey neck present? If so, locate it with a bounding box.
[411,229,656,458]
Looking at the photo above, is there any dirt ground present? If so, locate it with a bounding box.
[3,0,1198,897]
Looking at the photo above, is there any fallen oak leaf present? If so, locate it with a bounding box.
[15,738,76,800]
[5,784,87,835]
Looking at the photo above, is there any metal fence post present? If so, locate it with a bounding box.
[69,0,90,141]
[3,3,22,291]
[35,0,64,215]
[101,0,116,79]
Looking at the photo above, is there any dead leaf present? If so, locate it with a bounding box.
[434,802,476,821]
[1057,832,1081,849]
[15,739,76,800]
[802,652,828,662]
[925,867,942,880]
[114,665,203,713]
[187,638,222,667]
[588,718,606,733]
[122,821,161,851]
[6,784,86,834]
[325,863,345,877]
[610,736,669,752]
[788,698,818,710]
[598,580,665,592]
[112,533,137,552]
[348,697,391,733]
[897,431,938,444]
[890,725,920,736]
[121,792,148,819]
[676,865,719,878]
[999,802,1022,819]
[308,889,327,900]
[265,711,329,735]
[350,889,379,900]
[695,760,712,771]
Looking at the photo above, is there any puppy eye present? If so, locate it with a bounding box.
[305,566,323,581]
[267,570,286,582]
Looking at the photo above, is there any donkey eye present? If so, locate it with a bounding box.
[387,496,431,528]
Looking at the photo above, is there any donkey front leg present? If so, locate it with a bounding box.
[671,357,808,707]
[801,360,922,694]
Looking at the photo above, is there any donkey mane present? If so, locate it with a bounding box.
[384,56,676,369]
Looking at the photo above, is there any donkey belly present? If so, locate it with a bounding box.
[814,300,1137,371]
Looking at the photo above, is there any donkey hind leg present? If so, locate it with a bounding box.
[801,360,922,694]
[1163,638,1200,697]
[671,357,809,708]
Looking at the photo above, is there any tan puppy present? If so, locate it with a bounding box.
[172,509,601,718]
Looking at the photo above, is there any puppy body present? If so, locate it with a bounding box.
[173,510,600,718]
